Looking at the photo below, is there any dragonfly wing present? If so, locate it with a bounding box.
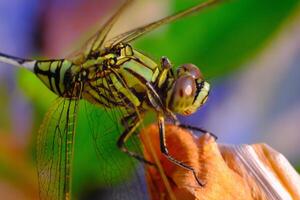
[67,0,133,64]
[104,0,222,48]
[78,73,148,199]
[37,97,80,200]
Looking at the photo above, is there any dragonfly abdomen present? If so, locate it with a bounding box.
[34,59,73,96]
[0,52,76,97]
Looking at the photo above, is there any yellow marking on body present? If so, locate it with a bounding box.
[119,69,145,93]
[39,75,50,88]
[133,50,157,71]
[51,77,58,93]
[82,56,104,69]
[202,95,208,104]
[82,59,97,68]
[50,61,59,73]
[123,60,153,82]
[158,69,168,88]
[59,60,73,93]
[116,57,131,66]
[38,62,51,71]
[180,81,210,115]
[90,80,100,87]
[88,70,96,80]
[152,68,159,83]
[110,73,140,107]
[124,45,133,56]
[104,53,115,59]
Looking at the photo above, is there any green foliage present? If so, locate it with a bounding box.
[17,68,56,116]
[135,0,300,78]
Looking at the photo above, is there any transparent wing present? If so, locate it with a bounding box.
[104,0,222,48]
[79,104,148,199]
[37,97,80,200]
[77,73,149,199]
[68,0,133,64]
[68,0,222,63]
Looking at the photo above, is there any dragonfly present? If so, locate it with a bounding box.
[0,0,221,199]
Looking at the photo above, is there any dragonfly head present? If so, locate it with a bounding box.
[167,64,210,115]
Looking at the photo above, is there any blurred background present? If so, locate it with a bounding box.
[0,0,299,199]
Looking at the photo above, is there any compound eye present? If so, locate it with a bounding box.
[178,63,203,79]
[173,75,196,98]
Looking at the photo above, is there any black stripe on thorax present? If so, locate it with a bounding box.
[87,82,125,107]
[104,73,129,105]
[54,60,63,96]
[86,90,110,108]
[133,56,155,72]
[123,67,148,85]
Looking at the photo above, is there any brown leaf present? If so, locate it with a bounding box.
[140,124,300,200]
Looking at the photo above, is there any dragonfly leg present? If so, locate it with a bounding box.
[178,124,218,140]
[158,114,205,187]
[117,115,156,166]
[120,112,136,126]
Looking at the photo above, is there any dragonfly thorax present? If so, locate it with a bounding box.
[166,64,210,115]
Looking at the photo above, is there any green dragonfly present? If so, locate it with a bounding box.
[0,0,221,199]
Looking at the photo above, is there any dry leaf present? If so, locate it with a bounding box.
[140,124,300,200]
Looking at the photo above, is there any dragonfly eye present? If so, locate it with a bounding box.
[177,63,203,80]
[167,75,197,115]
[167,72,210,115]
[173,75,196,98]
